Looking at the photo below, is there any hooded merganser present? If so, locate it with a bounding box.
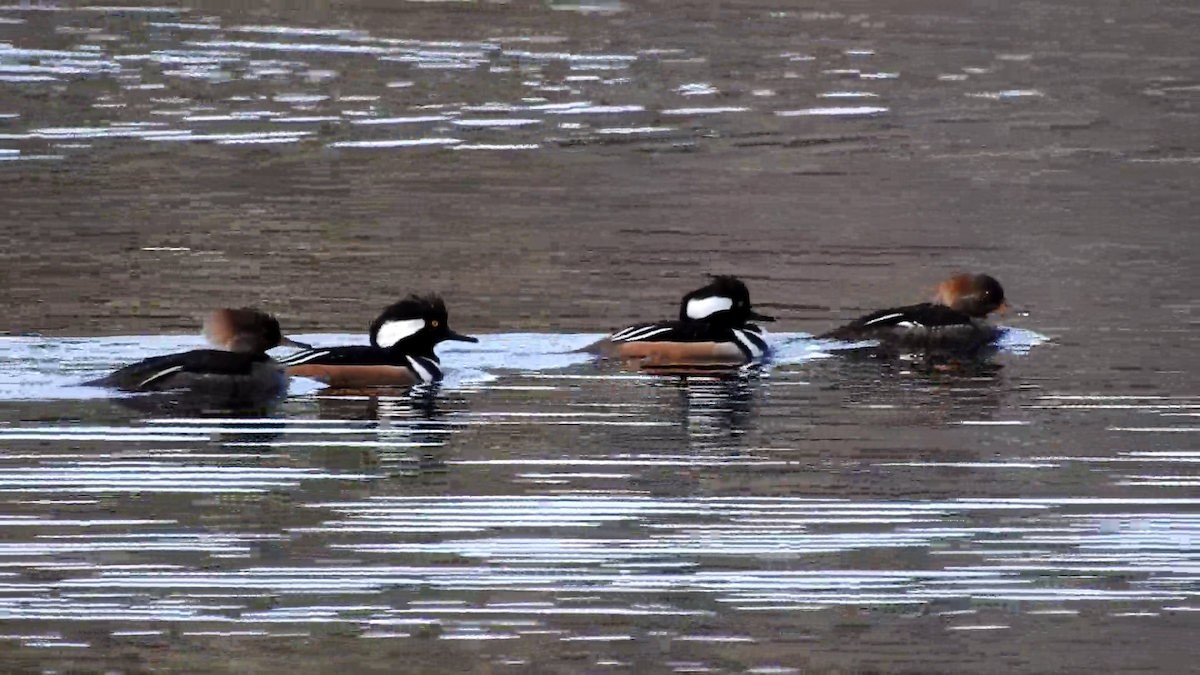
[278,295,478,388]
[585,275,775,368]
[84,308,309,400]
[820,273,1007,354]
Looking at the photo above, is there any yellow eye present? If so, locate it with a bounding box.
[431,320,440,328]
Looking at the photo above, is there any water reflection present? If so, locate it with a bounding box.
[802,352,1008,426]
[299,389,459,478]
[670,375,762,452]
[103,388,288,417]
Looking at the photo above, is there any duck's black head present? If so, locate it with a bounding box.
[369,294,479,355]
[203,308,309,353]
[678,275,775,325]
[937,273,1007,318]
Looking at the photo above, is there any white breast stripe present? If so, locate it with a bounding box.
[863,312,904,326]
[406,355,436,383]
[897,321,921,328]
[138,365,184,389]
[686,295,734,320]
[376,319,425,349]
[278,350,331,366]
[732,329,764,359]
[617,326,674,343]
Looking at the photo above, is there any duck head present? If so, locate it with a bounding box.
[369,295,479,355]
[678,275,775,325]
[203,308,310,353]
[936,273,1007,318]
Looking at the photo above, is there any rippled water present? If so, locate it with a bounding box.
[4,328,1199,672]
[1,5,899,157]
[2,0,1199,672]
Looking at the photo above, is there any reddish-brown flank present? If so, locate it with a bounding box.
[286,364,420,389]
[603,340,748,367]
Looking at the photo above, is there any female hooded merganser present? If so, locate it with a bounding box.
[820,273,1007,354]
[278,295,478,388]
[586,275,775,368]
[84,308,309,401]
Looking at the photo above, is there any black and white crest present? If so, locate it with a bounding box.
[369,295,446,350]
[684,295,735,321]
[677,276,774,324]
[375,318,426,349]
[367,295,477,352]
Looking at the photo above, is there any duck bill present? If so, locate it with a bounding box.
[445,329,479,343]
[992,302,1010,317]
[278,336,313,349]
[748,310,776,323]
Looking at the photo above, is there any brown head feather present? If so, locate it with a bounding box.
[202,308,285,353]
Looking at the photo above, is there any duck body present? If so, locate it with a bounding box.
[592,320,769,366]
[820,302,999,355]
[280,295,476,389]
[83,308,306,409]
[280,345,441,388]
[587,275,774,369]
[820,273,1007,356]
[86,349,288,400]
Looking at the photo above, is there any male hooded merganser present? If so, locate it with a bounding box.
[84,308,309,401]
[585,275,775,368]
[278,295,478,388]
[820,273,1007,354]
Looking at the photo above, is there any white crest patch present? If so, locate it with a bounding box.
[686,295,734,320]
[376,319,425,348]
[863,312,904,326]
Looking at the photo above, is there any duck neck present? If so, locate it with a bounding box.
[385,336,440,360]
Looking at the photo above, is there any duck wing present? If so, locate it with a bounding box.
[85,350,267,391]
[821,303,973,339]
[276,345,398,367]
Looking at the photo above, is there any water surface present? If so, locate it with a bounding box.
[1,0,1198,672]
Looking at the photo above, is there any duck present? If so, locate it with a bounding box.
[820,272,1007,354]
[278,295,477,388]
[585,275,774,368]
[84,308,308,405]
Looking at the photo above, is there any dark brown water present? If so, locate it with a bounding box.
[0,0,1198,672]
